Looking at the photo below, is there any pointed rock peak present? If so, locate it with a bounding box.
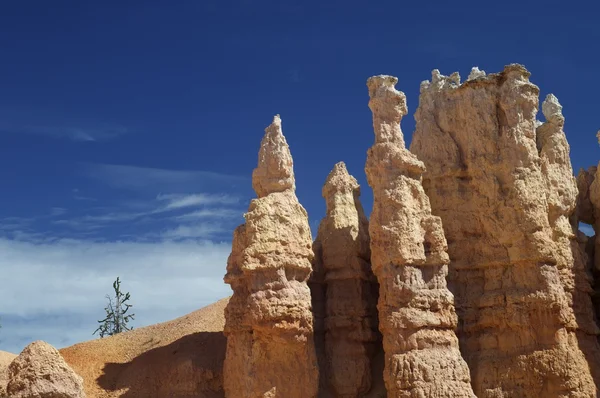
[596,130,600,147]
[542,93,564,125]
[251,114,295,198]
[323,161,359,198]
[366,74,407,146]
[267,114,282,133]
[467,66,486,81]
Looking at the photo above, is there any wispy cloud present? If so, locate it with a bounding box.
[175,208,240,220]
[50,192,243,235]
[156,193,239,210]
[0,109,129,142]
[50,207,67,216]
[82,163,247,193]
[160,224,229,240]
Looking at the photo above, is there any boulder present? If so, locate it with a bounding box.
[6,341,85,398]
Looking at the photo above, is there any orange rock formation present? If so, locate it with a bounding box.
[364,75,475,397]
[411,64,600,397]
[223,115,319,398]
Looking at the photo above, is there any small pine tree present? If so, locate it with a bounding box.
[93,277,135,338]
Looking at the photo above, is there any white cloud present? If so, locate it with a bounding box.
[82,163,247,193]
[156,193,239,210]
[160,224,230,240]
[175,208,241,220]
[0,236,232,354]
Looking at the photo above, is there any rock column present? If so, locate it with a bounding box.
[410,65,600,397]
[364,75,474,397]
[223,115,319,398]
[313,161,379,397]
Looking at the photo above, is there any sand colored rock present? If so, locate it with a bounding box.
[6,340,85,398]
[364,75,474,398]
[60,298,229,398]
[312,161,379,397]
[0,350,16,398]
[223,115,318,398]
[410,64,600,397]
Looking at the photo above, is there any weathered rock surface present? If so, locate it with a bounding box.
[0,351,16,398]
[312,161,380,397]
[410,64,600,397]
[6,341,85,398]
[364,75,474,398]
[223,115,318,398]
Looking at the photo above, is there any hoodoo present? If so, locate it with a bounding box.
[222,115,319,398]
[364,75,474,397]
[312,161,379,397]
[410,64,600,397]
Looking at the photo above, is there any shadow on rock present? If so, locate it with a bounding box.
[97,331,226,398]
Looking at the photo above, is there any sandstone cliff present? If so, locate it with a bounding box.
[311,161,380,397]
[223,115,319,398]
[410,64,600,397]
[364,75,474,397]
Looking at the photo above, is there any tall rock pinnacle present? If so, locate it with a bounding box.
[252,114,295,198]
[312,161,380,397]
[411,65,600,397]
[223,115,318,398]
[364,75,475,397]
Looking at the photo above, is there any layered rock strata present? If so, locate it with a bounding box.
[410,64,600,397]
[223,115,319,398]
[313,161,379,397]
[364,75,474,397]
[6,341,85,398]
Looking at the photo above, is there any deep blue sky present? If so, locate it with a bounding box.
[0,0,598,352]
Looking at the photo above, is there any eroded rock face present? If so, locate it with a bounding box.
[312,161,379,397]
[410,64,600,397]
[223,115,318,398]
[577,146,600,331]
[6,341,85,398]
[364,75,474,398]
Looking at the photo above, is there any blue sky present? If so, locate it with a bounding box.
[0,0,599,353]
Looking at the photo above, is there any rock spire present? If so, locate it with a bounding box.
[223,115,318,398]
[364,75,475,397]
[312,161,380,397]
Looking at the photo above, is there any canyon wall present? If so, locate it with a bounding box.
[410,64,600,397]
[223,115,319,398]
[364,75,475,397]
